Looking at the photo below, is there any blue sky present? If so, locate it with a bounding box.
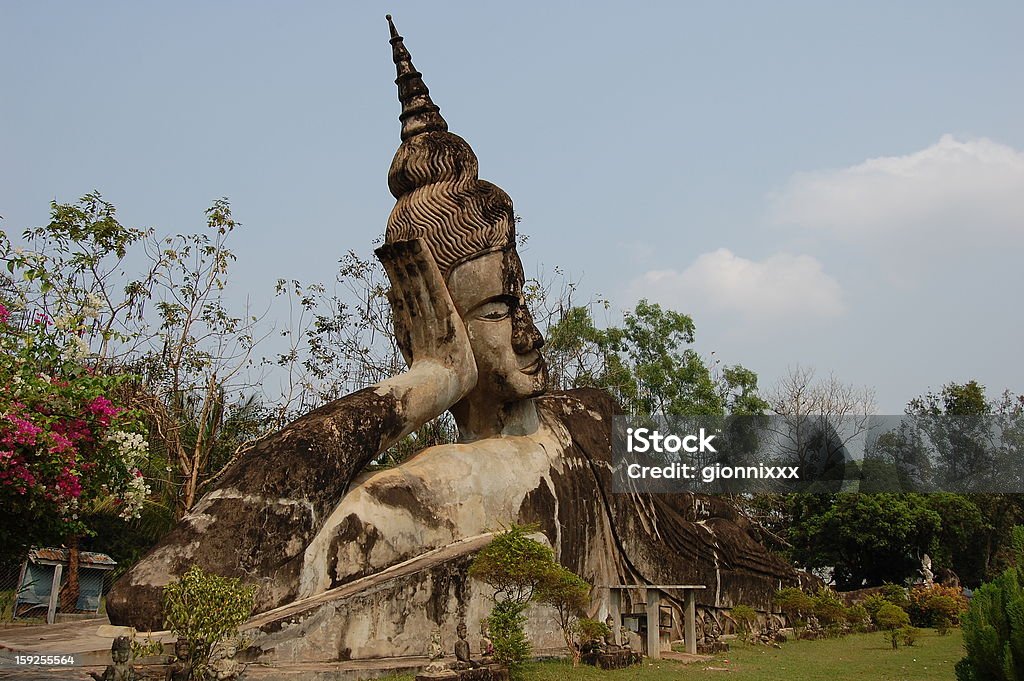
[2,2,1022,412]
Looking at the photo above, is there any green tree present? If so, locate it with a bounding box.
[470,525,598,669]
[788,493,941,588]
[469,525,555,667]
[163,565,258,678]
[904,382,1024,582]
[956,565,1024,680]
[812,588,848,634]
[543,299,767,418]
[535,564,592,666]
[875,603,911,649]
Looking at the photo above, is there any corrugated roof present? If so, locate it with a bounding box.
[27,548,117,566]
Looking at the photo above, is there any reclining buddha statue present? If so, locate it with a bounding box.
[107,18,798,653]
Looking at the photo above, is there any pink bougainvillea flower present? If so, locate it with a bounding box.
[86,395,120,427]
[55,467,82,499]
[49,431,74,455]
[3,415,44,446]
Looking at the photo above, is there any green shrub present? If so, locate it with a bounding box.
[536,563,593,666]
[469,524,555,605]
[879,584,909,609]
[956,566,1024,681]
[875,603,910,649]
[0,589,15,623]
[812,589,847,633]
[775,587,815,637]
[862,587,910,626]
[472,525,596,669]
[846,604,870,632]
[163,565,258,677]
[861,593,888,623]
[901,626,920,647]
[936,616,952,636]
[487,601,531,667]
[575,618,610,646]
[731,605,757,641]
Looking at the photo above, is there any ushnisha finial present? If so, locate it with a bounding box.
[386,15,448,141]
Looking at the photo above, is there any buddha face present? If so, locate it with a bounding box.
[446,248,547,405]
[112,643,130,664]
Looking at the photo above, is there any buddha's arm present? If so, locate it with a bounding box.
[209,239,474,521]
[370,238,477,441]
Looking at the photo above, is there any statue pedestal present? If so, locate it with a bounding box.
[415,664,509,681]
[581,648,641,670]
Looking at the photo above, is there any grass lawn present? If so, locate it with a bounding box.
[523,630,964,681]
[381,630,964,681]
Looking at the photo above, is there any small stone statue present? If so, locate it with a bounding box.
[165,638,193,681]
[207,639,245,680]
[921,554,935,587]
[453,621,478,670]
[423,628,448,673]
[479,622,494,658]
[90,635,139,681]
[706,616,722,643]
[428,629,444,661]
[603,615,619,649]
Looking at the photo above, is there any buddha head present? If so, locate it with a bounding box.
[111,635,132,664]
[381,16,547,437]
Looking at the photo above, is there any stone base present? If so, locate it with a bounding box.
[697,641,730,654]
[581,649,642,670]
[415,663,509,681]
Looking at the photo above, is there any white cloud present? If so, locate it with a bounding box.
[770,135,1024,241]
[628,248,844,323]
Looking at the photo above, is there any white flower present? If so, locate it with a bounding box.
[118,472,151,520]
[63,335,92,361]
[82,294,103,320]
[107,430,149,467]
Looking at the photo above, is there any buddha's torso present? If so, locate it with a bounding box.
[298,412,571,597]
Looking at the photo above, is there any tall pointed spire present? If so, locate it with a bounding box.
[387,15,448,141]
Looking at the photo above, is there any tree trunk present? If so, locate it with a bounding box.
[59,535,81,613]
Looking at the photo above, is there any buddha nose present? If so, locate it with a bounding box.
[512,303,544,354]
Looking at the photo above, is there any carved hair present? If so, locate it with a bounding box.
[386,132,514,277]
[384,17,514,278]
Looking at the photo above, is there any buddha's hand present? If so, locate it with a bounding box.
[376,238,478,397]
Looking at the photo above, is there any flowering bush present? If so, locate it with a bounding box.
[907,584,968,628]
[0,297,149,555]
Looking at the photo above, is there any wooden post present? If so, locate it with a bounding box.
[12,559,28,617]
[47,563,63,625]
[609,588,622,647]
[645,587,661,659]
[684,589,697,654]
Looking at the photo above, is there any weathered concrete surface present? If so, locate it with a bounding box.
[243,533,561,664]
[228,388,800,664]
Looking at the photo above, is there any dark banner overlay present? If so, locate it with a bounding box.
[611,414,1024,494]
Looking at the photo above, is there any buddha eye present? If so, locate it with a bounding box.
[476,300,511,321]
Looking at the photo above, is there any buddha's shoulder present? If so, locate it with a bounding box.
[535,387,619,426]
[535,388,619,455]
